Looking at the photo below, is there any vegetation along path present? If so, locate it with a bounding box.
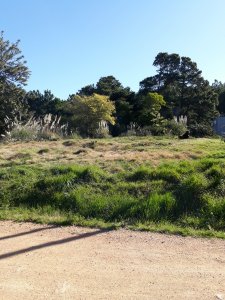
[0,221,225,300]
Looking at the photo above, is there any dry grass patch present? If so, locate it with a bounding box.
[0,137,224,168]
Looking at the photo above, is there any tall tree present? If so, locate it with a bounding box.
[139,52,218,134]
[0,32,30,134]
[96,76,123,96]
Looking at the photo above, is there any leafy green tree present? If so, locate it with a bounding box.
[137,92,166,127]
[0,32,30,134]
[65,93,115,137]
[77,76,135,136]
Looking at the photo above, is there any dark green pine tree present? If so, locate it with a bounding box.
[139,52,219,135]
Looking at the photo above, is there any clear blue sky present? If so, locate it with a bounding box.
[1,0,225,99]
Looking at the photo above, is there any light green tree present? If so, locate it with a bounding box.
[66,93,115,136]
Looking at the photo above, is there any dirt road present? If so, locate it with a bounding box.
[0,221,224,299]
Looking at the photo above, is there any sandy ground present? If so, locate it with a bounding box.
[0,221,225,300]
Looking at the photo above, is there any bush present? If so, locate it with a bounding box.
[3,114,68,141]
[93,126,111,138]
[189,123,214,137]
[148,124,166,136]
[165,119,187,136]
[10,127,37,141]
[135,124,166,136]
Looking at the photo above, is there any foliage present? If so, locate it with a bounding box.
[77,76,135,136]
[165,116,187,135]
[24,90,62,117]
[134,92,166,134]
[111,90,135,136]
[96,76,124,96]
[3,114,68,141]
[0,32,30,134]
[0,85,26,134]
[139,52,218,131]
[189,122,214,137]
[77,84,96,96]
[65,93,115,137]
[0,31,30,87]
[0,33,223,138]
[77,76,124,97]
[139,92,166,123]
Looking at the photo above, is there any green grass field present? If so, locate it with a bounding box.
[1,136,225,238]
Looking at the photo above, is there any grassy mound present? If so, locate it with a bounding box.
[0,157,225,237]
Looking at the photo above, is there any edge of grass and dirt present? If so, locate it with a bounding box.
[0,208,224,239]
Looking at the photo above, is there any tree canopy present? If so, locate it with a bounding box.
[139,52,219,131]
[0,33,224,138]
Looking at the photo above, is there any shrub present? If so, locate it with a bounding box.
[3,114,68,141]
[189,123,214,137]
[165,119,187,136]
[148,124,167,136]
[93,121,111,138]
[10,127,37,141]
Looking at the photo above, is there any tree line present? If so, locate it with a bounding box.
[1,32,225,138]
